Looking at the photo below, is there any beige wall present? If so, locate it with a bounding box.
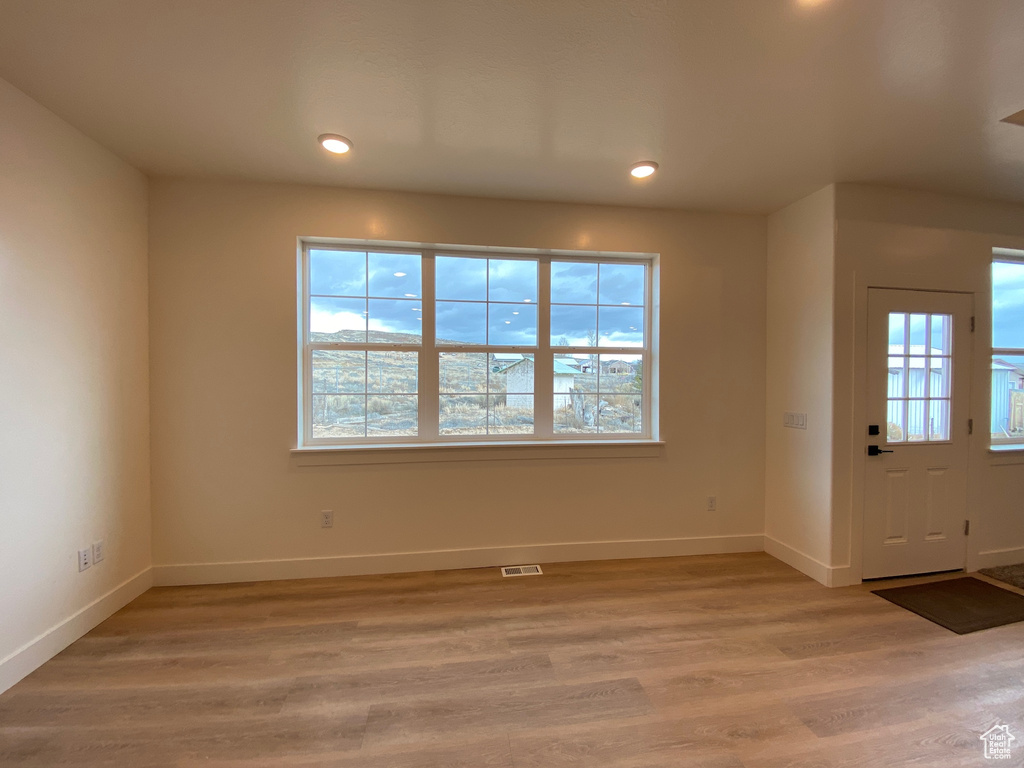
[765,186,836,582]
[148,178,767,582]
[0,78,151,691]
[833,184,1024,580]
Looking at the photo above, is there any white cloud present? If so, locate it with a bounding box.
[310,307,366,333]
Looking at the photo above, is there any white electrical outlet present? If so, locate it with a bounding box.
[93,540,105,563]
[706,496,717,512]
[78,548,92,572]
[321,510,334,528]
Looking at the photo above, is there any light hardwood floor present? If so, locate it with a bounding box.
[1,553,1022,767]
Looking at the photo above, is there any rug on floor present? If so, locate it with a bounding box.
[872,576,1024,634]
[979,562,1024,590]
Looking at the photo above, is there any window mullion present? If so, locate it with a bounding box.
[300,244,312,446]
[420,251,439,440]
[535,259,554,437]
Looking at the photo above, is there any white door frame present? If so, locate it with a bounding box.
[849,285,975,584]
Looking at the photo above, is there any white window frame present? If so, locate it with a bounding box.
[298,239,658,448]
[991,249,1024,449]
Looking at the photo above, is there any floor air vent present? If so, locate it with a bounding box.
[501,565,543,577]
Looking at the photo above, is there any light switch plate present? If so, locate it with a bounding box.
[783,412,808,429]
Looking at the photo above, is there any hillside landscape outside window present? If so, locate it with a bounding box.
[300,243,655,446]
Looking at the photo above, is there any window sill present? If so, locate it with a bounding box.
[989,444,1024,465]
[291,439,665,466]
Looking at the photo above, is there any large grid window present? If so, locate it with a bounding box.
[300,243,655,446]
[992,256,1024,447]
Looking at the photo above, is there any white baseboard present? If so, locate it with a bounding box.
[0,567,153,695]
[763,536,852,587]
[152,534,765,586]
[973,545,1024,571]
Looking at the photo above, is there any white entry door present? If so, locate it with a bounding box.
[863,289,972,579]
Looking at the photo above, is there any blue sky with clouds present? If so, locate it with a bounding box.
[309,251,645,347]
[994,261,1024,349]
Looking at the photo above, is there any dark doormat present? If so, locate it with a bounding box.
[979,562,1024,590]
[872,577,1024,634]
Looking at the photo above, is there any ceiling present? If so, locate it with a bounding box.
[1,0,1023,213]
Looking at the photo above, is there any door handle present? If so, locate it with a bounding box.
[868,445,894,456]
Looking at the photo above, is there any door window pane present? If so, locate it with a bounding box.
[929,358,951,398]
[906,400,927,442]
[887,399,905,442]
[930,315,951,355]
[889,313,906,355]
[886,312,952,444]
[928,399,950,441]
[909,314,927,349]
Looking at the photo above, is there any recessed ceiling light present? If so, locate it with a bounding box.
[505,321,511,324]
[393,272,406,277]
[513,311,519,315]
[318,134,352,154]
[524,299,532,303]
[629,161,658,179]
[404,293,417,297]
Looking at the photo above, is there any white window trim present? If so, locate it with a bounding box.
[991,251,1024,450]
[296,238,660,453]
